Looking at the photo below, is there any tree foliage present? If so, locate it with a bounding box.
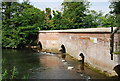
[2,1,45,48]
[110,1,120,27]
[62,1,89,29]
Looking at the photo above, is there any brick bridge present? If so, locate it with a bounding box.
[38,27,120,76]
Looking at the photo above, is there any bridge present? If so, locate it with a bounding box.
[38,27,120,76]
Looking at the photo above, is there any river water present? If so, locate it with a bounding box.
[2,49,108,79]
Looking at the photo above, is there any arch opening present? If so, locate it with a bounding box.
[59,44,66,60]
[38,41,42,50]
[114,64,120,77]
[79,53,85,64]
[59,44,66,53]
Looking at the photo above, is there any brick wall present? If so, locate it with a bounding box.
[38,28,120,76]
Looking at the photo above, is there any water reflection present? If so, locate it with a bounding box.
[2,49,109,79]
[80,63,84,71]
[59,44,66,61]
[2,49,41,79]
[39,55,62,68]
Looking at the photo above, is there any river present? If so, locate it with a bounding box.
[2,49,109,79]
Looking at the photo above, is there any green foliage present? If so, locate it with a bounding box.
[2,66,18,79]
[51,10,67,30]
[2,65,30,79]
[100,14,117,27]
[22,74,29,79]
[62,1,90,29]
[110,1,120,14]
[60,0,116,29]
[2,1,45,48]
[83,10,102,28]
[83,10,117,27]
[110,1,120,27]
[42,8,53,30]
[11,66,17,79]
[2,69,8,78]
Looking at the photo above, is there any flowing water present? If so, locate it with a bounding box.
[2,49,109,79]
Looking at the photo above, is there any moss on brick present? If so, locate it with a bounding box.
[113,51,120,54]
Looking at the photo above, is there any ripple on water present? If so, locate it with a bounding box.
[34,52,55,56]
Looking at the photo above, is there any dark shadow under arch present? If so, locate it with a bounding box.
[59,44,66,59]
[79,53,85,70]
[79,53,85,64]
[114,64,120,77]
[60,44,66,53]
[38,41,42,50]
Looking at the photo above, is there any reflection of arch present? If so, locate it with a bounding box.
[114,64,120,77]
[38,41,42,50]
[59,44,66,53]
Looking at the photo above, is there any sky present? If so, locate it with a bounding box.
[19,0,111,14]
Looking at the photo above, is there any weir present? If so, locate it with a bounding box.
[38,27,120,76]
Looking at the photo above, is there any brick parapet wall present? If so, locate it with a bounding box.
[38,27,120,76]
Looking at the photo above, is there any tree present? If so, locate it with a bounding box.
[2,1,45,48]
[17,7,45,46]
[110,1,120,27]
[83,10,103,27]
[100,13,117,27]
[51,10,65,30]
[62,0,90,29]
[2,2,22,48]
[42,8,53,30]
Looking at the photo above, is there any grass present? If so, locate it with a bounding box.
[2,56,30,80]
[2,66,18,79]
[2,69,8,79]
[2,66,30,79]
[11,66,17,79]
[22,74,29,79]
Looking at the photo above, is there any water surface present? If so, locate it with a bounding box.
[2,49,108,79]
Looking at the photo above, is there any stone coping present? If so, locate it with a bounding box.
[39,27,118,33]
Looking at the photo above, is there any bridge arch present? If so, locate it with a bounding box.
[38,41,42,50]
[114,64,120,77]
[59,44,66,53]
[79,53,85,64]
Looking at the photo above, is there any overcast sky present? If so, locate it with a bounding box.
[19,0,111,14]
